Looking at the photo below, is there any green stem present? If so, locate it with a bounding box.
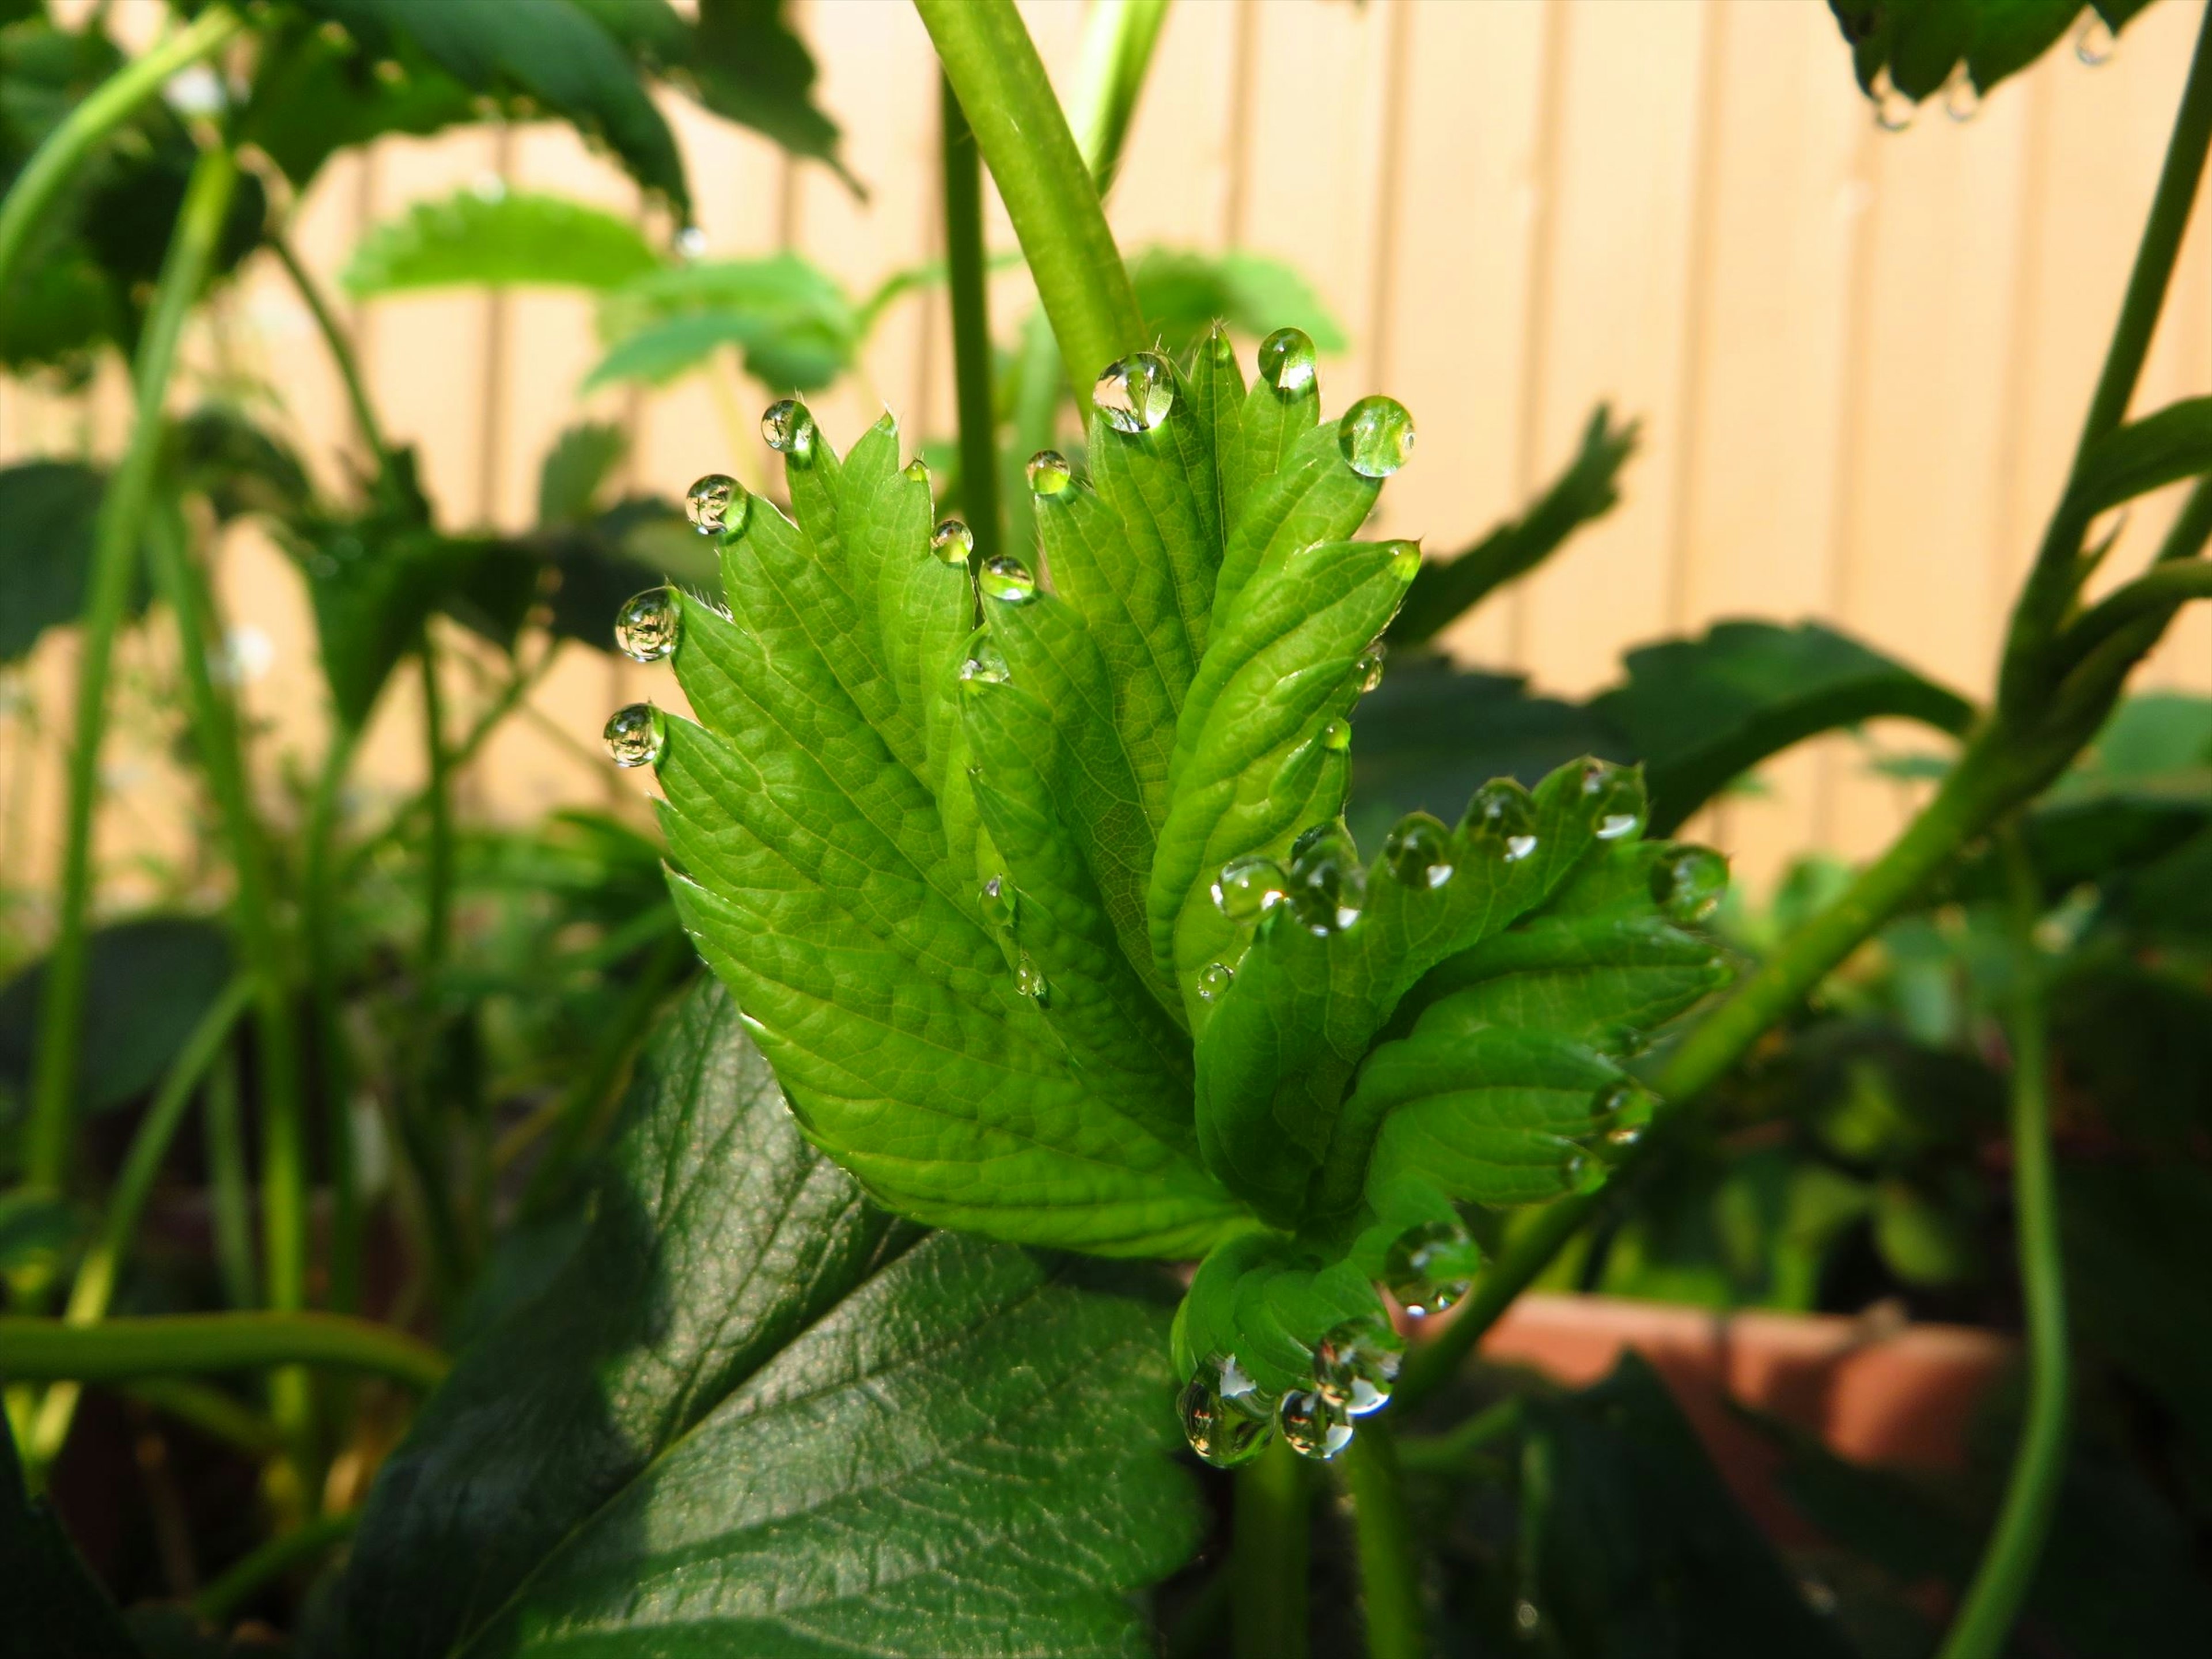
[2004,3,2212,702]
[26,141,241,1207]
[2054,480,2212,665]
[117,1377,281,1459]
[1395,1397,1523,1473]
[1937,836,2070,1659]
[1233,1438,1310,1659]
[418,638,453,975]
[303,725,362,1312]
[202,1044,259,1309]
[0,1312,448,1391]
[0,5,244,300]
[914,0,1146,408]
[1343,1423,1427,1659]
[26,975,254,1466]
[938,72,1002,569]
[269,230,392,476]
[194,1508,359,1625]
[1933,833,2071,1659]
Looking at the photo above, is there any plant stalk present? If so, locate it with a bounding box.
[0,5,243,300]
[1933,832,2070,1659]
[194,1508,359,1625]
[303,724,362,1312]
[914,0,1146,410]
[269,230,393,478]
[0,1312,448,1391]
[1233,1438,1311,1659]
[938,73,1001,568]
[203,1047,259,1310]
[27,975,254,1467]
[26,141,241,1209]
[1343,1423,1427,1659]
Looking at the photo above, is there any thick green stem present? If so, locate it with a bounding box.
[270,231,392,476]
[1233,1438,1310,1659]
[2005,4,2212,701]
[1343,1423,1427,1659]
[0,1312,448,1391]
[0,5,243,300]
[939,74,1002,569]
[26,141,241,1205]
[915,0,1146,408]
[1933,834,2071,1659]
[27,975,253,1467]
[195,1508,359,1624]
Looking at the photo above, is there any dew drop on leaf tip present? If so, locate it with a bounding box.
[1384,1217,1480,1316]
[903,456,930,486]
[930,517,974,566]
[1278,1387,1353,1460]
[1581,760,1643,840]
[1257,326,1317,399]
[1869,66,1914,132]
[1321,717,1353,753]
[978,555,1037,604]
[1464,778,1538,862]
[613,586,680,662]
[1025,449,1074,498]
[1094,350,1176,434]
[1014,955,1049,1003]
[1212,854,1287,924]
[2074,15,2115,65]
[1311,1316,1403,1417]
[979,873,1016,931]
[761,398,816,460]
[1382,812,1453,888]
[684,472,744,536]
[1179,1354,1272,1468]
[1339,396,1416,478]
[958,639,1010,687]
[1287,825,1366,935]
[1354,642,1387,694]
[603,703,665,769]
[1196,960,1235,1002]
[1650,845,1728,923]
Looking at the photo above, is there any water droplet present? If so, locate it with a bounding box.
[1385,540,1422,582]
[1278,1387,1353,1460]
[1382,812,1454,888]
[1310,1316,1404,1416]
[1321,717,1352,753]
[1869,65,1915,131]
[1384,1217,1482,1316]
[958,638,1010,686]
[1593,1079,1657,1156]
[979,874,1017,933]
[1514,1599,1542,1637]
[1582,760,1645,840]
[674,224,708,259]
[761,398,817,461]
[1179,1355,1274,1468]
[1464,778,1538,862]
[1650,844,1728,923]
[1339,396,1416,478]
[1197,960,1236,1002]
[1026,449,1074,498]
[903,456,931,486]
[603,703,665,769]
[614,586,680,662]
[1203,322,1237,369]
[685,473,744,536]
[1094,349,1177,434]
[1354,642,1387,694]
[1014,954,1049,1003]
[1942,63,1980,123]
[1286,824,1366,935]
[2074,14,2115,65]
[930,517,975,566]
[872,409,897,435]
[1257,327,1317,397]
[1212,854,1287,924]
[979,555,1037,604]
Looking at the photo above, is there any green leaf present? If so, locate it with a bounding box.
[1390,405,1638,647]
[1128,246,1347,359]
[0,916,232,1120]
[2069,395,2212,519]
[340,187,661,297]
[1590,619,1978,836]
[237,17,480,193]
[0,1412,142,1659]
[291,0,692,215]
[659,0,849,185]
[328,981,1200,1659]
[535,421,627,525]
[588,255,858,390]
[1828,0,2155,103]
[169,404,314,524]
[0,459,107,662]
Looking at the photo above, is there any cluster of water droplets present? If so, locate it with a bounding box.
[1869,19,2111,134]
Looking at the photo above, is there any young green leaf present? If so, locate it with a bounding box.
[340,188,661,297]
[0,460,108,662]
[329,982,1201,1659]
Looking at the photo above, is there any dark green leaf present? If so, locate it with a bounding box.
[342,188,661,296]
[636,0,848,184]
[1829,0,2157,103]
[291,0,690,214]
[329,981,1200,1659]
[535,421,627,525]
[237,17,481,193]
[0,916,232,1122]
[2070,396,2212,519]
[0,1413,142,1659]
[1128,247,1347,359]
[0,459,107,662]
[1392,405,1638,647]
[1591,619,1977,836]
[589,254,858,391]
[170,405,314,524]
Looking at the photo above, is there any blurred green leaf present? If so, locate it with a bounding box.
[0,459,107,662]
[2070,396,2212,518]
[342,187,661,297]
[535,421,627,525]
[588,253,857,391]
[0,916,232,1123]
[1127,246,1347,358]
[169,405,314,524]
[328,981,1199,1659]
[1829,0,2160,103]
[1592,619,1978,836]
[1391,406,1639,647]
[0,1414,142,1659]
[237,16,481,193]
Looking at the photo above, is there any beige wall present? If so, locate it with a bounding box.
[3,0,2209,924]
